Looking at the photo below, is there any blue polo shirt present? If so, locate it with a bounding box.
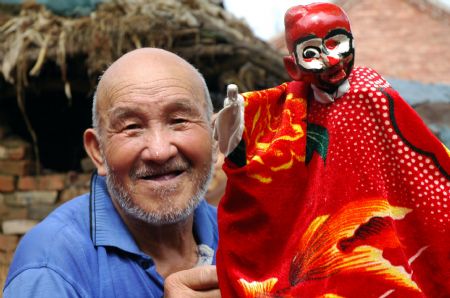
[3,174,218,298]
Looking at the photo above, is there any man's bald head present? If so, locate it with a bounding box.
[92,48,212,134]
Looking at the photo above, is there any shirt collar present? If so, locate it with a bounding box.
[311,79,350,104]
[90,174,142,255]
[89,173,216,258]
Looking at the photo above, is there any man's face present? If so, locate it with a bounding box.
[99,74,214,225]
[293,28,354,92]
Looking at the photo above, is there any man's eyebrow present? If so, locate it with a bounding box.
[108,106,142,120]
[165,101,202,116]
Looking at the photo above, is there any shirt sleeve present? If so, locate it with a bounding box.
[3,267,83,298]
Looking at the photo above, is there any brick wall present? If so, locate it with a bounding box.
[0,131,91,292]
[343,0,450,84]
[271,0,450,84]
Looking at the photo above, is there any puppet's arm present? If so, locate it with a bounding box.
[213,84,245,156]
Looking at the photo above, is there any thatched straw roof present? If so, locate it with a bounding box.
[0,0,288,100]
[0,0,288,172]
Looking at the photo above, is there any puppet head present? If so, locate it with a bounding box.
[283,3,354,93]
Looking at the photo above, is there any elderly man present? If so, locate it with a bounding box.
[3,48,220,297]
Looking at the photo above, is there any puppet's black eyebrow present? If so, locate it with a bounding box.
[294,34,317,46]
[324,28,352,40]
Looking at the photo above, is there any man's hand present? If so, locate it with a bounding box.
[164,265,221,298]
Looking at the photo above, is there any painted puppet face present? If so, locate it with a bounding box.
[284,3,355,93]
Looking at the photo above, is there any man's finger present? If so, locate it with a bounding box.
[179,265,218,290]
[164,265,220,297]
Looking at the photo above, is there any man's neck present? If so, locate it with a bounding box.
[115,204,199,277]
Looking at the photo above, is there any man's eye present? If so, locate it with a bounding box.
[124,123,140,130]
[303,47,320,59]
[171,118,188,125]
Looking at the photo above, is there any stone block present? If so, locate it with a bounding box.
[2,219,38,235]
[81,157,95,173]
[0,138,30,161]
[0,175,15,192]
[67,172,92,187]
[4,191,59,207]
[4,191,58,207]
[3,193,27,207]
[28,204,56,221]
[59,187,89,203]
[18,174,66,191]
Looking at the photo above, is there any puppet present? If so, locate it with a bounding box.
[214,3,450,298]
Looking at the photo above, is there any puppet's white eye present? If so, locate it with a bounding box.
[303,47,320,59]
[325,34,351,56]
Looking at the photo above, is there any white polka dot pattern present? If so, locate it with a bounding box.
[308,67,450,233]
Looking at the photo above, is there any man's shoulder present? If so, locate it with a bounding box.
[5,194,95,286]
[28,193,91,243]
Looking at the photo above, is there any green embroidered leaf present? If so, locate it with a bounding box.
[306,123,329,165]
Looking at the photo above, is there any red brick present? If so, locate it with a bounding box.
[0,175,15,192]
[0,251,15,265]
[0,194,7,217]
[0,160,35,176]
[0,234,19,253]
[18,174,66,191]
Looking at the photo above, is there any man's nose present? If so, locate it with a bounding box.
[141,127,178,164]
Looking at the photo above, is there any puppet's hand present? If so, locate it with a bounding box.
[225,84,238,105]
[213,84,245,156]
[223,84,243,108]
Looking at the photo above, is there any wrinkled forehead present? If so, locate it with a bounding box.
[285,3,351,52]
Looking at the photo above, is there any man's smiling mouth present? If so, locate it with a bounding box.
[141,170,184,181]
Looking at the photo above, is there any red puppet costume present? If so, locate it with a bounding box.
[214,3,450,298]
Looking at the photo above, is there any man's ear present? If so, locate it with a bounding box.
[83,128,107,176]
[283,55,302,81]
